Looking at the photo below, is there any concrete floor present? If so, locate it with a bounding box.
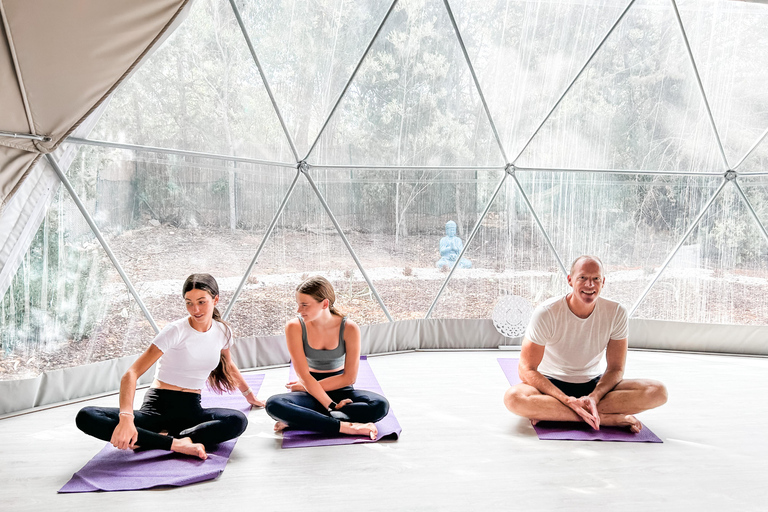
[2,350,768,511]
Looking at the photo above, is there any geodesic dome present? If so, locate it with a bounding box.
[1,0,767,415]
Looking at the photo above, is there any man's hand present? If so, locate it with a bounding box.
[564,396,600,430]
[285,381,306,392]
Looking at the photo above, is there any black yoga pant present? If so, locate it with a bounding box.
[265,371,389,434]
[76,388,248,451]
[546,375,602,398]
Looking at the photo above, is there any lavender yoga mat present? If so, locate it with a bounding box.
[498,358,661,443]
[281,356,401,449]
[59,373,264,493]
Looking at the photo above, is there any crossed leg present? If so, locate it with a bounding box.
[503,379,667,432]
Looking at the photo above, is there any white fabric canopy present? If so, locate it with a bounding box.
[0,0,191,292]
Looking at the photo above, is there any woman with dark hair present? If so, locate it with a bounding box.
[265,276,389,439]
[76,273,263,460]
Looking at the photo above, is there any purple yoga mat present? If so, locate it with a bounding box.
[59,373,265,493]
[281,356,401,449]
[498,358,661,443]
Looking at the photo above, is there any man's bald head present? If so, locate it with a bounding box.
[569,255,604,277]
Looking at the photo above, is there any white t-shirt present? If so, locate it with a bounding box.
[525,295,628,383]
[152,317,232,390]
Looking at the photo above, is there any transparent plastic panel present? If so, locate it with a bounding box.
[449,0,629,161]
[90,0,291,162]
[430,177,568,321]
[516,0,724,172]
[297,167,508,320]
[517,170,725,309]
[226,175,390,336]
[310,0,504,167]
[0,185,156,381]
[61,143,298,338]
[634,183,768,324]
[235,0,393,158]
[736,133,768,174]
[677,0,768,168]
[738,177,768,238]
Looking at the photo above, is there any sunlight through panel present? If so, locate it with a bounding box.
[634,184,768,324]
[677,0,768,167]
[449,0,629,161]
[89,0,292,162]
[516,0,723,172]
[310,0,504,167]
[0,183,156,381]
[515,171,724,309]
[736,134,768,174]
[234,0,394,158]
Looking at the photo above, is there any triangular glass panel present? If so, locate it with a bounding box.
[634,182,768,324]
[60,142,299,338]
[734,133,768,174]
[89,0,292,162]
[234,0,394,159]
[515,170,725,310]
[430,175,568,322]
[1,183,156,381]
[516,0,724,173]
[300,167,508,321]
[449,0,629,163]
[226,173,391,337]
[310,0,504,167]
[677,0,768,168]
[736,176,768,238]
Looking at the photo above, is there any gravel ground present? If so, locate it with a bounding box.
[2,226,766,380]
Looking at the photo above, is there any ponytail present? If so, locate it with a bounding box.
[207,307,237,394]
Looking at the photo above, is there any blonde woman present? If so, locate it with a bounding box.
[266,276,388,439]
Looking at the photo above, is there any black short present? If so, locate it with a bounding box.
[546,375,602,397]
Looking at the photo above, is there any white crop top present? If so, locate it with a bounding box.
[152,316,232,390]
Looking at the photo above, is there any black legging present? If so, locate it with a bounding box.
[76,388,248,450]
[265,370,389,434]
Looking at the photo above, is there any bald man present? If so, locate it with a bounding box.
[504,256,667,432]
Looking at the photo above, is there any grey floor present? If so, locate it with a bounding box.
[2,350,768,511]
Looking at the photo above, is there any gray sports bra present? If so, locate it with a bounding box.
[300,316,346,371]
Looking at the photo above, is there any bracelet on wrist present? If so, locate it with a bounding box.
[119,411,134,418]
[242,387,253,397]
[327,401,338,412]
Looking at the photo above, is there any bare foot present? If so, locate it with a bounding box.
[530,419,539,426]
[273,421,289,433]
[171,437,208,459]
[602,413,642,433]
[339,422,378,440]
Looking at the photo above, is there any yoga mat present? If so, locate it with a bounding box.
[498,358,661,443]
[281,356,401,448]
[59,373,264,493]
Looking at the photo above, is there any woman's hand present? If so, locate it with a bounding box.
[285,381,306,392]
[334,398,353,410]
[246,393,265,408]
[111,415,139,450]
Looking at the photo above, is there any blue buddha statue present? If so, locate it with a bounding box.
[436,220,472,269]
